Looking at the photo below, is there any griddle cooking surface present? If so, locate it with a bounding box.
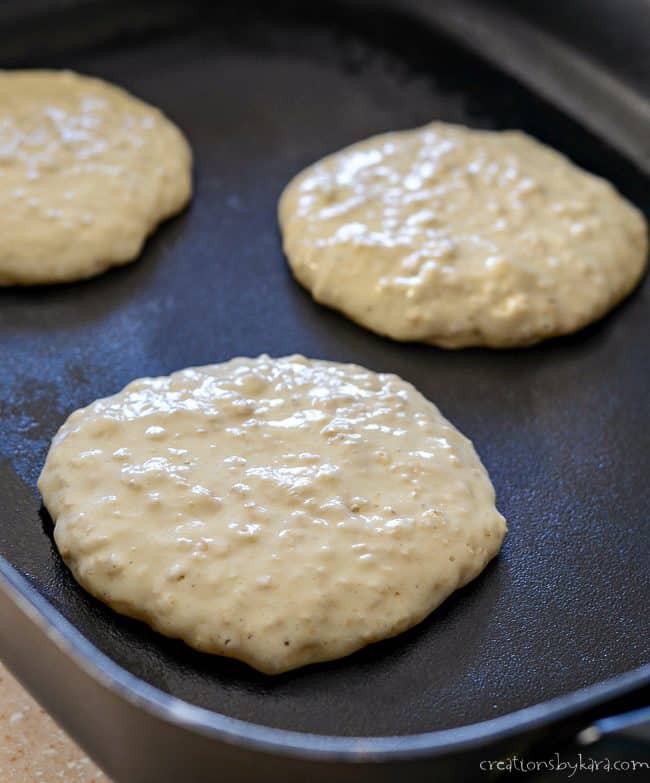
[0,3,648,737]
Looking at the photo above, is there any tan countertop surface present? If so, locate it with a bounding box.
[0,661,108,782]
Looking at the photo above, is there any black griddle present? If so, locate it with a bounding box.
[0,2,648,781]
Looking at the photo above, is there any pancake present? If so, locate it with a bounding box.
[0,70,191,284]
[39,355,506,674]
[279,122,647,348]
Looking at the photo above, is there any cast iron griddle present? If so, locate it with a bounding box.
[0,1,648,739]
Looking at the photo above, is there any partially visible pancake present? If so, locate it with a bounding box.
[0,70,192,284]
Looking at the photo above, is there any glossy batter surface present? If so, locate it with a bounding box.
[0,70,192,285]
[279,122,647,348]
[39,355,506,674]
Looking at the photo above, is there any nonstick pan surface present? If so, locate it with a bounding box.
[0,0,648,741]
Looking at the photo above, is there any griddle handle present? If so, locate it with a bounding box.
[521,677,650,762]
[579,679,650,744]
[580,706,650,746]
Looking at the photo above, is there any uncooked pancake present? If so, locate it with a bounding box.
[0,70,192,285]
[279,122,647,348]
[38,355,506,674]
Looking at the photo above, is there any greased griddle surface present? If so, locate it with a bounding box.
[0,3,648,737]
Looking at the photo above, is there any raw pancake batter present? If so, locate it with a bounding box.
[39,355,506,674]
[279,122,647,348]
[0,70,192,285]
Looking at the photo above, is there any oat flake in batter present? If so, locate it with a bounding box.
[0,70,192,285]
[279,122,647,348]
[39,355,506,674]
